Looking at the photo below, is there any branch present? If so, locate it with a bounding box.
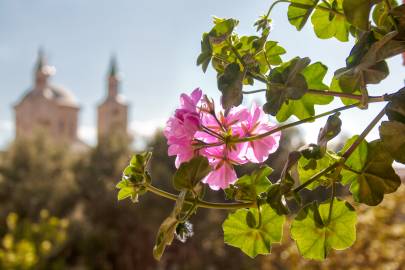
[293,163,339,193]
[242,87,387,103]
[265,0,291,18]
[146,184,254,210]
[306,89,387,103]
[342,106,387,159]
[242,89,266,94]
[233,102,361,143]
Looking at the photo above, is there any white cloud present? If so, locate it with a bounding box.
[0,120,14,149]
[129,118,166,138]
[78,125,96,146]
[76,119,166,150]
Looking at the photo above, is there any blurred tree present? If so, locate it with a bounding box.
[0,133,78,220]
[0,211,69,270]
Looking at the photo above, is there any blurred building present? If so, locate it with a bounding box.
[14,50,80,145]
[97,57,129,142]
[13,51,129,148]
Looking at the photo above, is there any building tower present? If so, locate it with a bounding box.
[14,50,80,143]
[97,57,129,142]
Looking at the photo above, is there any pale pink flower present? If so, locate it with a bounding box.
[238,103,281,163]
[165,89,281,191]
[201,145,245,190]
[194,106,250,190]
[164,88,202,167]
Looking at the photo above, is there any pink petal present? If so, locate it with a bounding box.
[202,162,237,190]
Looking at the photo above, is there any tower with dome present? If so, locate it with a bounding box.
[13,51,129,147]
[97,57,129,142]
[14,50,81,145]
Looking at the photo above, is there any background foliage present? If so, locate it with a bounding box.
[0,130,403,269]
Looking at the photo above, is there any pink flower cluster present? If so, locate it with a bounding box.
[164,88,281,190]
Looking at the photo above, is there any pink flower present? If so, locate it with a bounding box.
[194,106,250,190]
[238,103,281,163]
[164,89,281,191]
[164,88,202,167]
[201,145,245,190]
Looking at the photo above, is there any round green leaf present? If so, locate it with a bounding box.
[288,0,320,30]
[223,205,285,258]
[343,0,374,31]
[342,140,401,206]
[270,61,333,121]
[173,156,210,191]
[298,153,335,190]
[218,63,244,110]
[291,199,357,260]
[379,121,405,164]
[311,0,349,42]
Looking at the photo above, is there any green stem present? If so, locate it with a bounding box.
[255,203,263,229]
[294,105,387,194]
[306,89,386,103]
[384,0,392,10]
[233,103,360,143]
[226,39,268,83]
[242,89,267,94]
[383,0,399,31]
[293,163,339,193]
[265,0,291,18]
[146,184,254,210]
[315,4,344,17]
[342,107,387,159]
[242,88,387,102]
[342,164,361,174]
[327,180,335,224]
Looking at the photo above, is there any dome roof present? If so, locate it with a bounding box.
[42,85,79,107]
[17,84,79,108]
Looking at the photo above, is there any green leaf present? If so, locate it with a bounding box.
[288,0,320,30]
[254,15,272,32]
[263,57,311,117]
[129,152,152,174]
[276,94,333,122]
[340,135,368,185]
[117,152,152,202]
[197,33,213,72]
[271,61,333,121]
[153,191,193,260]
[218,63,244,110]
[117,186,135,201]
[302,62,330,90]
[223,205,285,258]
[291,199,357,260]
[343,0,376,31]
[153,215,178,260]
[255,41,287,74]
[317,113,342,153]
[391,5,405,38]
[226,166,273,202]
[311,0,350,42]
[173,156,210,191]
[330,77,361,105]
[385,87,405,123]
[343,140,401,206]
[341,135,368,172]
[379,121,405,164]
[266,183,290,215]
[335,31,405,91]
[372,0,398,32]
[298,152,336,190]
[208,17,239,44]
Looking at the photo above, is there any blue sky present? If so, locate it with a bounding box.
[0,0,404,149]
